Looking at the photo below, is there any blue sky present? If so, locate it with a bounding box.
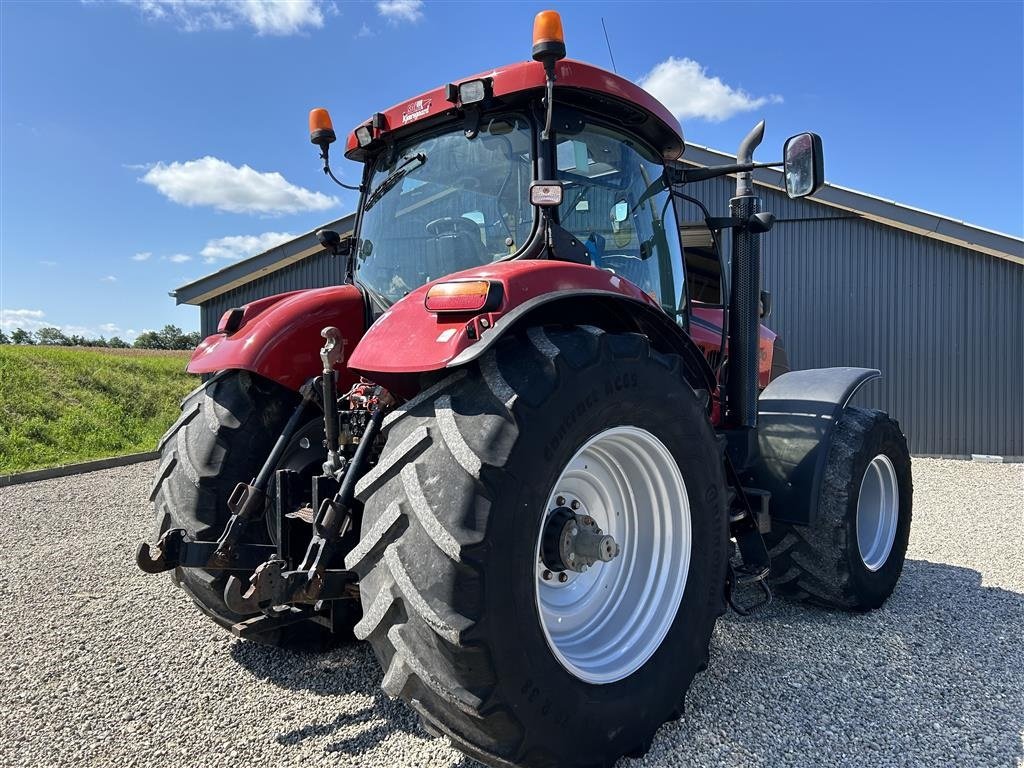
[2,0,1021,340]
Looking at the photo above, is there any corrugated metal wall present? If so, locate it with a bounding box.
[200,184,1023,457]
[682,176,1024,458]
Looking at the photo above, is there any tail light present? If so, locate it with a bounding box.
[424,280,503,313]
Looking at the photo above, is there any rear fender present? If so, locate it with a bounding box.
[187,285,367,392]
[346,261,716,397]
[747,367,882,526]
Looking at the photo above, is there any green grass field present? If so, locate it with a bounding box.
[0,346,198,473]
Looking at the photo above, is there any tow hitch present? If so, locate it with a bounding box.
[222,404,385,615]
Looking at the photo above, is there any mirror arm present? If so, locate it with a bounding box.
[666,161,782,186]
[319,143,363,192]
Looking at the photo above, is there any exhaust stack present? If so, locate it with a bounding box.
[726,121,766,430]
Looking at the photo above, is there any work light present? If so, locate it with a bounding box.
[530,182,564,207]
[355,124,373,147]
[458,79,488,105]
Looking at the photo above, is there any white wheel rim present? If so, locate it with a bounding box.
[534,426,691,684]
[856,454,899,572]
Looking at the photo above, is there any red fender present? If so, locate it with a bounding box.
[187,285,366,392]
[347,261,659,392]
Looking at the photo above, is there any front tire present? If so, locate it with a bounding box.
[766,407,913,610]
[349,327,728,768]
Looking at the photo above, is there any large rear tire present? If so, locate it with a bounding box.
[350,327,728,768]
[765,407,913,610]
[150,370,351,649]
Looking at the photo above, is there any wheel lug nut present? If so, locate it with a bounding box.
[556,496,566,507]
[570,500,580,510]
[558,572,569,583]
[542,570,552,581]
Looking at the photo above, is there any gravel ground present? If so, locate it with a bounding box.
[1,458,1021,768]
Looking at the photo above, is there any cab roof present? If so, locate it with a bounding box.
[344,59,685,162]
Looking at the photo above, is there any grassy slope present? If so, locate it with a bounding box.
[0,346,197,473]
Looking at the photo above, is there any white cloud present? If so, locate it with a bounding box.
[100,323,121,334]
[377,0,422,24]
[356,21,373,37]
[1,308,47,331]
[200,231,295,262]
[121,0,325,35]
[101,275,118,282]
[637,57,782,122]
[140,156,338,215]
[165,253,193,263]
[132,251,152,261]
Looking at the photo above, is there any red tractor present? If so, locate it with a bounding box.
[138,11,912,767]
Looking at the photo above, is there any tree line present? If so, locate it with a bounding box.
[0,324,202,350]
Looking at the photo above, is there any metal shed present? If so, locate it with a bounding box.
[172,151,1024,459]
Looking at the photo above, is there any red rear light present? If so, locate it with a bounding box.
[424,281,501,313]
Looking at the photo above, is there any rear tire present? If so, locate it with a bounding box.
[765,407,913,610]
[150,370,352,649]
[350,327,728,768]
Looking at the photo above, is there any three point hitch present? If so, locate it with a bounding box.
[136,327,390,636]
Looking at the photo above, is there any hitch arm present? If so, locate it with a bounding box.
[223,405,386,614]
[135,377,318,575]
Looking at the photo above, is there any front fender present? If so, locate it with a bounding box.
[747,367,882,526]
[188,285,367,392]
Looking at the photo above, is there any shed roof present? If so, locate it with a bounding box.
[173,150,1022,306]
[684,145,1023,265]
[172,213,356,306]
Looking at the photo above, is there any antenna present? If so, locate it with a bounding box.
[600,17,617,73]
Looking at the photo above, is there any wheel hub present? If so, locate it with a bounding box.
[541,506,620,573]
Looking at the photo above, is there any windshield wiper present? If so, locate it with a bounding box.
[363,153,426,212]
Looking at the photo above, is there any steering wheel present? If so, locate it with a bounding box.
[425,216,480,237]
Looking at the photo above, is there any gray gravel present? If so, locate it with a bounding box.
[1,458,1021,768]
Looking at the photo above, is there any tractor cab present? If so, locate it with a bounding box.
[350,103,685,319]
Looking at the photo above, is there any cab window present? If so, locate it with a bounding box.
[555,123,685,318]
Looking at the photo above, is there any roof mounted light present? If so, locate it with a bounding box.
[532,10,566,64]
[458,79,488,105]
[309,108,336,147]
[355,124,373,147]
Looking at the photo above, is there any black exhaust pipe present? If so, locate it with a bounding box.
[726,121,766,430]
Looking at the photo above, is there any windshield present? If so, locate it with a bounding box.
[356,114,534,304]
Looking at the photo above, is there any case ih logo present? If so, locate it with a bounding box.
[402,98,432,124]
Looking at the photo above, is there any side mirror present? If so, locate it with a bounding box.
[783,132,824,199]
[316,229,351,257]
